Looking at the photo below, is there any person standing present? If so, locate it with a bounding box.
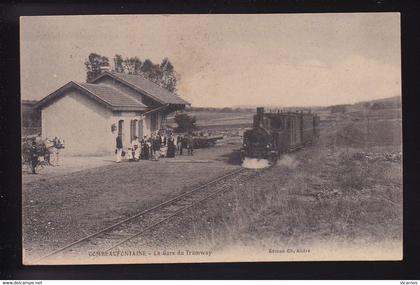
[156,132,161,147]
[176,135,182,155]
[142,136,150,160]
[153,134,161,160]
[115,134,123,163]
[131,136,141,161]
[140,136,144,159]
[160,133,167,146]
[166,134,175,158]
[29,140,39,174]
[149,133,155,159]
[181,135,188,156]
[187,134,194,156]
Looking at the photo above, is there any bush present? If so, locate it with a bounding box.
[174,113,198,133]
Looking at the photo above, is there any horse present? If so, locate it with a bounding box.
[45,137,65,166]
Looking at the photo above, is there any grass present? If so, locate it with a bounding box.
[167,111,253,130]
[163,107,403,253]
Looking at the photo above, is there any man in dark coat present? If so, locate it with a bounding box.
[142,136,150,160]
[29,141,39,174]
[153,135,161,160]
[181,135,188,156]
[187,135,194,156]
[166,135,176,158]
[115,135,123,162]
[176,135,183,155]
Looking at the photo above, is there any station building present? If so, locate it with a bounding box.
[35,71,190,156]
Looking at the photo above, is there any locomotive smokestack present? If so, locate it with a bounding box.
[254,107,265,127]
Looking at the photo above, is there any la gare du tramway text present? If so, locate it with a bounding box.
[88,249,213,257]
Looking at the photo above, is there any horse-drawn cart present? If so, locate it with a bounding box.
[192,135,224,148]
[21,135,64,174]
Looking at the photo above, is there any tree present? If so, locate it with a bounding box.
[174,113,198,133]
[140,59,154,76]
[363,102,371,109]
[370,102,386,110]
[85,53,110,83]
[111,55,178,93]
[122,56,142,75]
[160,58,177,92]
[145,61,163,83]
[113,54,124,73]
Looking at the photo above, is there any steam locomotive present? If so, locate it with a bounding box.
[240,107,320,163]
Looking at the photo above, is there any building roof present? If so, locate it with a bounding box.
[78,82,147,110]
[92,71,190,106]
[35,81,147,111]
[22,99,39,105]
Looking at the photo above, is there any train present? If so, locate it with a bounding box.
[240,107,320,163]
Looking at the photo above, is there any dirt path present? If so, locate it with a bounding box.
[22,143,241,263]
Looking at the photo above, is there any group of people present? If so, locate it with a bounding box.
[115,131,195,163]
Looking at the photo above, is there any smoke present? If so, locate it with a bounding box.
[241,155,298,169]
[277,155,299,169]
[241,158,270,169]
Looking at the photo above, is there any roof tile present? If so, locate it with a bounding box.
[77,82,147,109]
[98,71,190,105]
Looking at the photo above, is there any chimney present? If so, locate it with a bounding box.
[100,65,111,73]
[254,107,265,127]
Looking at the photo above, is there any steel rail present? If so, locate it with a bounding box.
[37,167,245,261]
[106,170,252,251]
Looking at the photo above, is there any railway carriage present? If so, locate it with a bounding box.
[240,107,319,163]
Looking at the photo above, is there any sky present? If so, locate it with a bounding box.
[20,13,401,107]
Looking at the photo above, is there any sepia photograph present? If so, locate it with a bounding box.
[20,13,402,265]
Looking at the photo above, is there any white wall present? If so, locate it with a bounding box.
[41,89,169,156]
[42,90,114,156]
[111,112,136,148]
[109,113,155,147]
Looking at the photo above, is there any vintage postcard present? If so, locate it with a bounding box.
[21,13,402,265]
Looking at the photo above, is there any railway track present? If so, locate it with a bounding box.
[37,167,262,262]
